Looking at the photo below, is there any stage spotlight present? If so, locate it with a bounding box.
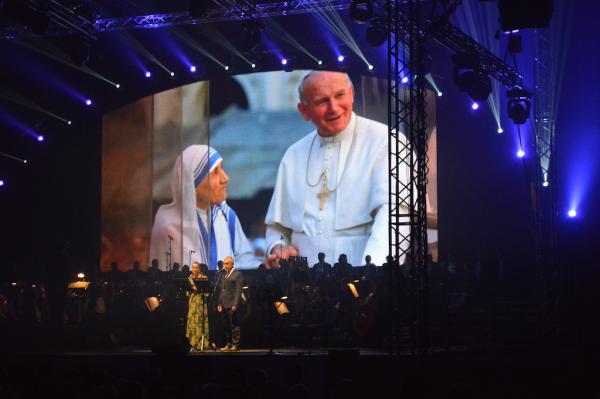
[453,53,492,102]
[251,63,256,69]
[85,99,92,106]
[0,180,4,187]
[145,71,152,78]
[567,209,577,218]
[170,71,175,77]
[67,121,72,125]
[368,64,374,70]
[350,0,374,24]
[77,272,86,280]
[542,181,549,187]
[497,127,504,134]
[517,149,525,158]
[224,65,229,71]
[318,60,323,65]
[190,65,196,72]
[507,89,532,125]
[37,135,44,142]
[366,21,386,47]
[437,91,443,97]
[115,83,120,88]
[281,58,288,65]
[498,0,553,31]
[23,159,28,164]
[2,1,46,34]
[401,76,409,84]
[240,20,263,52]
[337,55,345,62]
[189,2,212,18]
[471,102,480,110]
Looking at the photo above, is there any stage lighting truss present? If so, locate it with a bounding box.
[350,0,374,24]
[507,88,532,125]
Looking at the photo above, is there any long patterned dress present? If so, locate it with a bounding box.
[186,274,210,350]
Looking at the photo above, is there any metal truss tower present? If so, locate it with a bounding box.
[533,28,558,319]
[387,0,429,353]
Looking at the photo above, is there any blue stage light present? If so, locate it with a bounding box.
[281,58,288,65]
[37,135,44,142]
[85,99,92,106]
[145,71,152,78]
[190,66,196,72]
[471,102,479,110]
[517,149,525,158]
[337,55,345,62]
[568,209,577,218]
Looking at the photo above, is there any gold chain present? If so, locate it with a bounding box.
[305,117,358,192]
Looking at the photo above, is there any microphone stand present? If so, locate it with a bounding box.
[188,250,195,268]
[209,270,224,351]
[166,235,173,271]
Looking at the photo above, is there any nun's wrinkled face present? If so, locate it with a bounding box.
[195,161,229,207]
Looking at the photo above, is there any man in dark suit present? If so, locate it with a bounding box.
[216,256,243,351]
[311,252,332,287]
[333,253,353,281]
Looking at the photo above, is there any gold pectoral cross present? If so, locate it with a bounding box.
[316,169,329,210]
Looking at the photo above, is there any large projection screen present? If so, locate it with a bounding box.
[100,71,438,271]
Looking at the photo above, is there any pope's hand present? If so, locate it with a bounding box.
[264,244,298,269]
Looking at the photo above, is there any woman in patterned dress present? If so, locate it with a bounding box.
[186,261,210,351]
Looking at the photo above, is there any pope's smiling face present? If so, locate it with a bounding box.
[297,71,354,137]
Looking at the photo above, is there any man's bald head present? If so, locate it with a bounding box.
[297,71,355,137]
[298,71,353,104]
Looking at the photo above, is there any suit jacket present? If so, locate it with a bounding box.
[217,269,243,309]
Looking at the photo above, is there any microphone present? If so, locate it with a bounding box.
[168,235,174,240]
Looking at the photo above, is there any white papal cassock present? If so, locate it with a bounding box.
[265,112,409,267]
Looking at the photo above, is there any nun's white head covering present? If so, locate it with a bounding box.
[149,145,223,270]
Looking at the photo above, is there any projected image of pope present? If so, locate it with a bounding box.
[265,71,410,268]
[150,145,258,270]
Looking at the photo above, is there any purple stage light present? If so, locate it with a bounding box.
[337,55,345,62]
[0,180,4,186]
[37,135,44,142]
[85,99,92,106]
[281,58,288,65]
[190,66,196,72]
[145,71,152,78]
[471,102,479,110]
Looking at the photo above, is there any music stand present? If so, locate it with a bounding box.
[192,278,211,293]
